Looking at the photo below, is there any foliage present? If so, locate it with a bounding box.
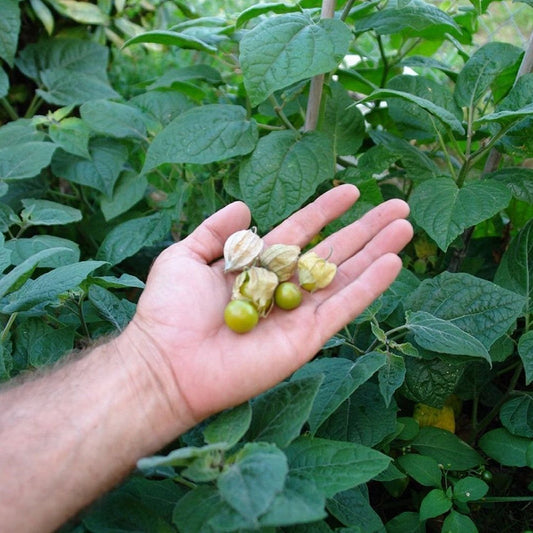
[1,0,533,531]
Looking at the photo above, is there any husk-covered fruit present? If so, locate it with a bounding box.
[231,266,279,317]
[298,252,336,292]
[223,228,263,273]
[260,244,300,281]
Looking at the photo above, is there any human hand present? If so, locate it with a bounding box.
[124,185,412,435]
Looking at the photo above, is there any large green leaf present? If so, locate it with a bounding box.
[405,271,524,348]
[0,66,8,98]
[88,285,136,331]
[319,82,365,156]
[411,427,483,470]
[203,402,252,448]
[397,454,442,487]
[285,436,391,497]
[239,130,334,231]
[316,382,397,447]
[292,353,387,435]
[100,172,148,222]
[0,0,20,66]
[143,104,258,171]
[386,74,463,138]
[419,489,452,521]
[239,13,351,105]
[487,167,533,203]
[2,260,107,313]
[217,443,288,525]
[80,99,147,140]
[246,375,323,448]
[479,428,533,467]
[378,353,406,408]
[500,394,533,438]
[236,2,302,28]
[326,486,384,530]
[0,142,57,180]
[518,331,533,386]
[52,138,128,197]
[123,30,217,52]
[20,198,82,226]
[5,236,79,269]
[355,0,461,39]
[406,311,491,362]
[410,177,511,251]
[361,89,465,135]
[495,219,533,308]
[49,117,91,159]
[96,211,171,266]
[454,42,522,108]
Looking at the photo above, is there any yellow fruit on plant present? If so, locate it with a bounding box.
[413,403,455,433]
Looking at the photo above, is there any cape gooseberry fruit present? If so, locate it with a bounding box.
[224,300,259,333]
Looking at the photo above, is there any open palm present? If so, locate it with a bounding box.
[131,185,413,427]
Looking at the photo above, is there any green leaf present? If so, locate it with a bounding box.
[89,273,145,290]
[49,117,91,159]
[5,236,79,269]
[285,436,391,498]
[239,130,334,232]
[500,395,533,438]
[402,356,464,408]
[452,476,489,502]
[293,353,387,435]
[386,74,463,139]
[239,13,351,106]
[236,2,301,28]
[20,198,82,226]
[326,486,384,530]
[419,489,452,521]
[100,172,148,222]
[52,138,128,197]
[246,375,323,448]
[378,353,406,407]
[385,512,425,533]
[495,219,533,308]
[479,427,532,467]
[487,167,533,203]
[0,142,57,180]
[96,211,171,266]
[217,442,288,526]
[0,247,73,299]
[123,30,217,52]
[88,285,135,331]
[411,427,484,471]
[361,89,465,135]
[405,271,525,349]
[46,0,109,24]
[0,119,44,147]
[37,68,120,106]
[355,0,461,40]
[143,104,258,170]
[476,104,533,126]
[146,65,222,91]
[518,331,533,386]
[454,42,522,108]
[3,260,107,313]
[203,402,252,447]
[259,472,327,527]
[0,0,21,66]
[129,90,194,128]
[406,311,491,362]
[316,382,397,447]
[29,0,54,35]
[397,453,442,487]
[410,177,511,251]
[80,99,147,140]
[442,510,478,533]
[319,82,365,156]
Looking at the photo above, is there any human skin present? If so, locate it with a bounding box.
[0,184,413,532]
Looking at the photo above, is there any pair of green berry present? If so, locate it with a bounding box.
[224,281,302,334]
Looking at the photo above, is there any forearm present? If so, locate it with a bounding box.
[0,325,189,533]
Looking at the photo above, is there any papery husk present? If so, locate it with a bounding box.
[231,266,279,317]
[260,244,300,281]
[223,228,263,272]
[297,251,336,292]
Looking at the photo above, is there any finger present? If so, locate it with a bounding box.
[180,202,251,264]
[315,253,403,339]
[263,184,360,247]
[311,198,411,265]
[334,219,413,285]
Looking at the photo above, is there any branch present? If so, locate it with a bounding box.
[304,0,336,131]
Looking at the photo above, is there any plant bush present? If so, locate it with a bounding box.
[1,0,533,531]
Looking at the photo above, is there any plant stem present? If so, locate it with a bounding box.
[1,97,18,121]
[304,0,336,131]
[1,313,18,343]
[481,496,533,503]
[340,0,357,21]
[269,95,298,133]
[24,94,43,118]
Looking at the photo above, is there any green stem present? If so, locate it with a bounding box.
[433,118,457,180]
[1,313,18,343]
[340,0,357,21]
[377,35,389,87]
[77,296,91,340]
[24,94,43,118]
[269,95,298,133]
[1,97,18,121]
[481,496,533,503]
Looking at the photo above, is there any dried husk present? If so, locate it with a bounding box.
[298,251,337,292]
[223,228,263,272]
[231,266,279,317]
[260,244,301,281]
